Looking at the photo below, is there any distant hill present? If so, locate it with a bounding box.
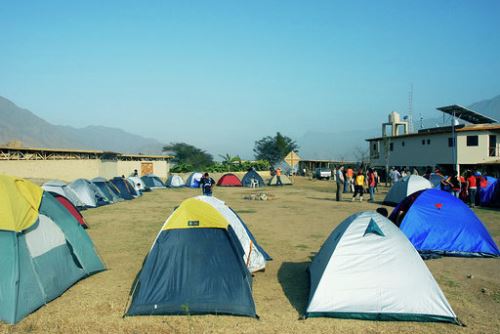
[0,96,164,154]
[468,94,500,121]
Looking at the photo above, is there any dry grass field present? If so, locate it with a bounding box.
[2,177,499,334]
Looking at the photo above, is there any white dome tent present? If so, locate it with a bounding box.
[305,211,458,324]
[166,174,185,188]
[383,175,432,206]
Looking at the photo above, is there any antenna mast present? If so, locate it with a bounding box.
[408,83,414,133]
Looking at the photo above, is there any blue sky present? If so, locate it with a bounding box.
[1,0,499,157]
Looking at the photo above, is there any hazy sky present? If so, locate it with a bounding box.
[1,1,499,157]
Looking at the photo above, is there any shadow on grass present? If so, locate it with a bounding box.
[278,262,310,316]
[306,196,334,202]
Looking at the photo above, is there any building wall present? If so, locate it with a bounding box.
[369,131,499,167]
[457,131,499,164]
[116,160,170,179]
[0,160,101,181]
[0,159,171,181]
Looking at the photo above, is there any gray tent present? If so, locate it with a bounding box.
[42,180,86,208]
[68,179,109,208]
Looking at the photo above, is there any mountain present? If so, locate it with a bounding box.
[0,96,164,153]
[468,94,500,121]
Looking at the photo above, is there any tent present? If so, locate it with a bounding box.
[49,192,89,229]
[165,174,185,188]
[389,189,499,257]
[196,196,270,271]
[128,176,150,193]
[217,173,242,187]
[110,177,138,200]
[0,175,105,324]
[91,177,122,203]
[479,176,499,207]
[383,175,432,206]
[68,179,109,208]
[268,174,292,186]
[141,174,166,189]
[429,173,444,189]
[305,211,458,324]
[185,172,203,188]
[42,180,86,209]
[241,170,266,188]
[125,197,257,317]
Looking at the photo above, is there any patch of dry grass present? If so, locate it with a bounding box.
[1,178,499,333]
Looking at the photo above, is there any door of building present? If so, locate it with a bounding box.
[141,162,154,175]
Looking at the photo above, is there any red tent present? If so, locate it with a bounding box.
[50,192,89,228]
[217,173,242,187]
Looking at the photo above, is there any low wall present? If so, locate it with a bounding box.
[0,160,101,182]
[0,159,171,182]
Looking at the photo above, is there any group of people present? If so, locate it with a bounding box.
[423,168,488,207]
[335,166,380,203]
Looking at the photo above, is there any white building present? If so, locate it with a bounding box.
[367,106,499,174]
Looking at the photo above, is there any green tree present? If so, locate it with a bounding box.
[253,132,299,164]
[163,143,213,171]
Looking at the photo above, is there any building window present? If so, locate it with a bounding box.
[448,137,455,147]
[373,143,377,151]
[489,135,497,157]
[390,143,394,151]
[422,139,425,145]
[467,135,479,146]
[402,141,405,147]
[427,139,431,145]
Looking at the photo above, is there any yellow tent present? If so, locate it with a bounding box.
[0,175,43,232]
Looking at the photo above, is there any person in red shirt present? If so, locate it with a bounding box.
[466,171,478,207]
[367,168,376,203]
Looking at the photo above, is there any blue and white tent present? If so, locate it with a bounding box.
[390,189,499,257]
[185,172,203,188]
[306,211,458,323]
[383,175,433,206]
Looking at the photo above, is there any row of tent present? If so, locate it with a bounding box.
[0,175,272,323]
[171,171,292,188]
[385,174,500,207]
[2,174,498,324]
[41,174,167,212]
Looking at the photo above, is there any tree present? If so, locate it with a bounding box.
[163,143,213,171]
[253,132,299,164]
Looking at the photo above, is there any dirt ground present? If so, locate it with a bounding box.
[2,177,499,334]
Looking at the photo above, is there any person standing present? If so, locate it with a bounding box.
[373,169,380,192]
[352,169,366,202]
[367,168,376,203]
[466,171,477,207]
[200,173,216,196]
[336,166,345,201]
[346,167,354,192]
[276,167,283,186]
[445,171,461,198]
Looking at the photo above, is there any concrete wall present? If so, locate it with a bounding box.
[457,131,499,164]
[0,159,171,182]
[0,160,101,181]
[116,161,170,179]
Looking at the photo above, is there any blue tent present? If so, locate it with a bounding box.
[390,189,499,257]
[125,198,257,317]
[185,172,203,188]
[110,177,137,200]
[241,170,266,188]
[479,176,499,207]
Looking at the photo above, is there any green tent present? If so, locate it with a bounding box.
[0,175,105,324]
